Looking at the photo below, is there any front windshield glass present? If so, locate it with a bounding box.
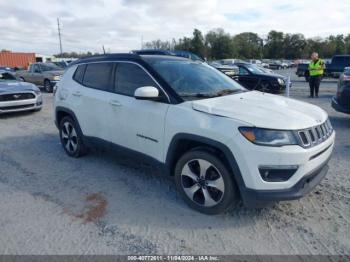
[245,64,266,74]
[147,59,246,100]
[41,63,61,71]
[0,72,17,81]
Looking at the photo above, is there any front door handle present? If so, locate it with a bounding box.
[72,91,82,97]
[109,100,122,107]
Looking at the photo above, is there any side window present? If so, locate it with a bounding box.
[83,63,114,91]
[115,63,157,96]
[73,65,86,84]
[239,66,249,76]
[34,64,41,73]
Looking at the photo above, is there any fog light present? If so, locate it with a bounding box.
[259,165,298,182]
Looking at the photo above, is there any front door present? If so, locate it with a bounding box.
[237,66,258,90]
[110,62,169,162]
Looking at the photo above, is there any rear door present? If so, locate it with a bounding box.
[76,62,117,142]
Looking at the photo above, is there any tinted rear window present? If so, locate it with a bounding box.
[73,65,86,84]
[83,63,114,91]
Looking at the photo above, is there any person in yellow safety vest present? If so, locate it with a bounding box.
[308,52,325,98]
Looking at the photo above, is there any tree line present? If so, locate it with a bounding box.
[144,28,350,60]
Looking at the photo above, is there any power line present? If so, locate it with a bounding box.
[57,18,63,55]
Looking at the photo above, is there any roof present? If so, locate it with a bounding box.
[69,53,190,67]
[69,53,141,67]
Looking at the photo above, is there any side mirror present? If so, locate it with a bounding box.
[134,86,159,100]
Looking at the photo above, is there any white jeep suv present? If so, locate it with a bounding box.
[54,54,335,214]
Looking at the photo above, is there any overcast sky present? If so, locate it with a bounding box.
[1,0,349,55]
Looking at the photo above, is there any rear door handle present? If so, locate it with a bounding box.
[72,91,82,97]
[109,100,122,107]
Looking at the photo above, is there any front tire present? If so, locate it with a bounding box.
[174,149,239,215]
[59,116,87,157]
[44,79,53,93]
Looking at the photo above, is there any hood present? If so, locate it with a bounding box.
[191,91,327,130]
[0,81,39,94]
[46,70,64,76]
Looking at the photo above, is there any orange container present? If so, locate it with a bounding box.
[0,51,36,69]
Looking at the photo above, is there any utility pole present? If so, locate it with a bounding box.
[57,18,63,56]
[102,45,106,54]
[141,35,143,50]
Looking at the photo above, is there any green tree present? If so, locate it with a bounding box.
[190,29,206,58]
[264,30,284,58]
[232,32,263,59]
[205,28,236,59]
[144,39,171,50]
[283,33,307,59]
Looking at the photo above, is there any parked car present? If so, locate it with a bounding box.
[268,60,283,70]
[132,49,204,62]
[208,62,239,77]
[332,67,350,114]
[0,70,42,114]
[16,63,64,92]
[325,55,350,78]
[52,61,69,69]
[215,59,245,66]
[0,66,14,72]
[281,60,293,69]
[232,63,289,93]
[296,62,310,81]
[297,56,350,82]
[54,53,334,214]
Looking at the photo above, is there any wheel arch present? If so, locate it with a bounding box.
[55,106,83,135]
[165,133,246,195]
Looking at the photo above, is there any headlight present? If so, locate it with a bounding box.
[34,90,41,95]
[52,75,61,81]
[277,78,284,85]
[239,127,298,146]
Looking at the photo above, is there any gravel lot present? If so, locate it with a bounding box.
[0,69,349,255]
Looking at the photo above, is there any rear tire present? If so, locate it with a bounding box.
[59,116,87,157]
[174,149,239,215]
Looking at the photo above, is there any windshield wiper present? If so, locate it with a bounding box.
[181,93,216,98]
[215,89,243,96]
[181,89,245,99]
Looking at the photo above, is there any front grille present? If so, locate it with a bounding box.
[0,93,35,102]
[0,104,35,111]
[297,119,333,148]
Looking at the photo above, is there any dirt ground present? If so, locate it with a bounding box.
[0,69,349,255]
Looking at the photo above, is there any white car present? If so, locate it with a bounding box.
[54,54,335,214]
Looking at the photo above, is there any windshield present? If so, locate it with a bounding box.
[147,59,246,99]
[245,64,267,74]
[40,63,61,71]
[0,72,17,81]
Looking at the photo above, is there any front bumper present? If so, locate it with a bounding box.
[228,129,335,206]
[332,96,350,114]
[241,156,330,207]
[0,93,43,114]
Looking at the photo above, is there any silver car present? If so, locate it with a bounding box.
[0,70,43,114]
